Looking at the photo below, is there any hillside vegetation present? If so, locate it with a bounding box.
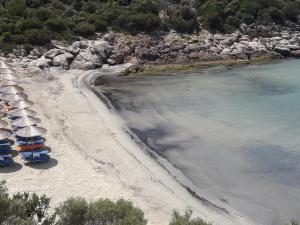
[0,0,300,51]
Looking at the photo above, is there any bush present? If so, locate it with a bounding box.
[23,43,34,54]
[74,22,95,36]
[167,17,198,33]
[169,208,211,225]
[34,8,53,21]
[1,32,13,43]
[12,34,25,44]
[46,17,66,32]
[55,198,147,225]
[24,29,51,45]
[16,18,43,32]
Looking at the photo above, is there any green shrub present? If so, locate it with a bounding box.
[12,34,25,44]
[167,17,198,33]
[55,198,147,225]
[16,18,43,32]
[169,208,211,225]
[74,22,95,36]
[1,32,13,43]
[23,43,34,54]
[46,17,66,32]
[34,8,53,21]
[24,29,51,45]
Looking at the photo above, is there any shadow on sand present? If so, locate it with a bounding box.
[26,158,58,170]
[0,162,22,173]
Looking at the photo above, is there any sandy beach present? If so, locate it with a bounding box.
[0,58,255,225]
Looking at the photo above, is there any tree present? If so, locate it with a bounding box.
[169,208,211,225]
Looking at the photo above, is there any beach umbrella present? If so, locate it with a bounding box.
[0,80,20,87]
[12,116,41,128]
[0,85,24,94]
[0,129,12,140]
[0,73,18,81]
[0,120,8,129]
[12,100,33,109]
[16,126,47,138]
[0,93,28,102]
[0,112,6,118]
[8,108,36,117]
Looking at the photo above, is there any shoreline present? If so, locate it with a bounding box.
[131,56,282,76]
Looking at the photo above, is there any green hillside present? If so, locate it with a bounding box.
[0,0,300,51]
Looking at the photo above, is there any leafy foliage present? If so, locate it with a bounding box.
[0,0,299,51]
[169,208,211,225]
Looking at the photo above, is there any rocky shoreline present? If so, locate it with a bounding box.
[2,25,300,73]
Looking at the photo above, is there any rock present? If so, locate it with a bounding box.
[274,46,290,57]
[220,36,236,46]
[91,40,113,60]
[44,49,62,59]
[287,45,300,51]
[107,59,117,65]
[184,44,202,53]
[70,50,102,70]
[29,56,51,69]
[248,41,266,52]
[291,50,300,58]
[220,48,231,56]
[239,35,250,42]
[108,53,125,65]
[52,54,70,69]
[66,42,80,55]
[230,42,249,54]
[27,47,46,59]
[103,33,115,43]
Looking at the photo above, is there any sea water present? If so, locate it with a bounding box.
[97,60,300,225]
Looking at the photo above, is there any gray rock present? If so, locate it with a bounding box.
[287,45,300,51]
[248,41,266,52]
[103,33,115,43]
[44,49,62,59]
[274,46,290,57]
[66,42,80,55]
[52,54,69,69]
[230,42,249,54]
[91,40,113,60]
[70,50,102,70]
[29,56,51,69]
[291,50,300,58]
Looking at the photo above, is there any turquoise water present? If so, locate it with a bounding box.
[98,60,300,225]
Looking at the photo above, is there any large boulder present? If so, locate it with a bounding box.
[44,48,62,59]
[274,46,290,57]
[230,42,249,54]
[91,40,113,60]
[29,56,51,69]
[70,50,102,70]
[52,52,74,69]
[248,41,266,52]
[291,50,300,58]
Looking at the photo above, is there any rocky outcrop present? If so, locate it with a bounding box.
[16,26,300,72]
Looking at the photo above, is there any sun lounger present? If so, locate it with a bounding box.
[0,154,13,166]
[0,147,12,154]
[16,143,44,151]
[19,150,50,163]
[0,141,12,147]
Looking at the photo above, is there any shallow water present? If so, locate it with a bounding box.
[96,60,300,225]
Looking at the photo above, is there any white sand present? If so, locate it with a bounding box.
[0,59,256,225]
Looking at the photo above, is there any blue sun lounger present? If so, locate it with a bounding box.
[0,154,14,166]
[19,149,50,163]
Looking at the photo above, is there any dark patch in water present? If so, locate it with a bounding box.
[244,143,300,186]
[130,127,180,157]
[247,77,297,96]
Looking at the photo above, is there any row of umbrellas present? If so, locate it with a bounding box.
[0,64,49,166]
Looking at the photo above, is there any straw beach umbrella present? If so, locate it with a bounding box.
[0,85,24,94]
[16,126,47,138]
[12,100,33,109]
[0,93,28,102]
[0,80,20,87]
[0,112,6,118]
[0,120,8,129]
[8,109,36,117]
[12,116,41,128]
[0,73,18,81]
[0,129,12,140]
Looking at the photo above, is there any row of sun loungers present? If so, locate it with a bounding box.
[0,65,50,166]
